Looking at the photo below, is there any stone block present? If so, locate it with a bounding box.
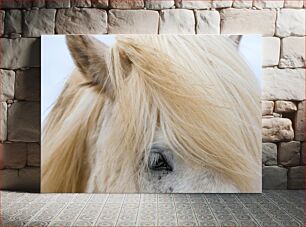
[232,0,253,8]
[8,102,40,142]
[274,101,297,113]
[301,142,305,165]
[278,141,301,167]
[253,0,284,8]
[212,0,233,8]
[220,9,276,36]
[145,0,175,9]
[70,0,91,7]
[276,9,305,37]
[2,142,27,169]
[262,118,294,142]
[263,166,287,189]
[15,69,41,101]
[56,8,107,34]
[288,166,304,189]
[0,167,40,192]
[46,0,70,8]
[0,102,7,142]
[280,37,305,68]
[23,9,56,37]
[284,0,304,8]
[262,68,305,101]
[4,9,22,35]
[91,0,108,8]
[294,101,305,141]
[159,9,195,34]
[262,143,277,166]
[262,37,280,67]
[0,0,32,9]
[0,38,40,69]
[175,0,212,9]
[262,101,274,115]
[0,144,3,169]
[0,10,4,35]
[32,0,46,8]
[273,112,282,118]
[0,69,15,102]
[109,0,144,8]
[108,10,159,34]
[195,10,220,34]
[27,143,40,167]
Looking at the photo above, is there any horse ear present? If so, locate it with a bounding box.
[66,35,111,91]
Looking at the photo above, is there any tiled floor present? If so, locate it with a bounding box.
[1,190,304,226]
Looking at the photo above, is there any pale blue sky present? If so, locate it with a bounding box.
[41,35,261,124]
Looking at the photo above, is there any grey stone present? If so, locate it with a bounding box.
[4,9,22,34]
[23,9,56,37]
[294,101,305,141]
[0,69,15,101]
[274,101,297,113]
[145,0,175,9]
[0,0,32,9]
[301,142,305,165]
[278,141,301,167]
[27,143,40,167]
[0,38,40,69]
[32,0,46,8]
[91,0,108,8]
[288,166,304,189]
[56,8,107,34]
[8,102,40,142]
[276,9,305,37]
[284,0,304,8]
[272,112,282,118]
[110,0,144,8]
[70,0,91,7]
[15,69,41,101]
[0,102,7,142]
[0,10,4,35]
[220,9,276,36]
[175,0,212,9]
[262,118,294,142]
[108,10,159,34]
[253,0,284,8]
[8,33,21,38]
[46,0,70,8]
[262,143,277,166]
[232,0,253,8]
[195,10,220,34]
[279,37,305,68]
[0,167,40,192]
[2,142,27,169]
[263,166,287,189]
[262,68,305,101]
[212,0,233,8]
[159,9,195,34]
[261,101,274,116]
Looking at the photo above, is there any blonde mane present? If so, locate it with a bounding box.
[41,35,261,193]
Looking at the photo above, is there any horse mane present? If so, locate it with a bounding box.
[42,35,261,193]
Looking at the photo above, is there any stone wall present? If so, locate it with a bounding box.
[0,0,304,192]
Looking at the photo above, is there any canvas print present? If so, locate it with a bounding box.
[41,35,262,193]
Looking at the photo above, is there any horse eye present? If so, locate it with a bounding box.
[148,151,172,171]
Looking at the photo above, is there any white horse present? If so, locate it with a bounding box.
[41,35,261,193]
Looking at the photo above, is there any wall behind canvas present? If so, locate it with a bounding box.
[0,0,304,192]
